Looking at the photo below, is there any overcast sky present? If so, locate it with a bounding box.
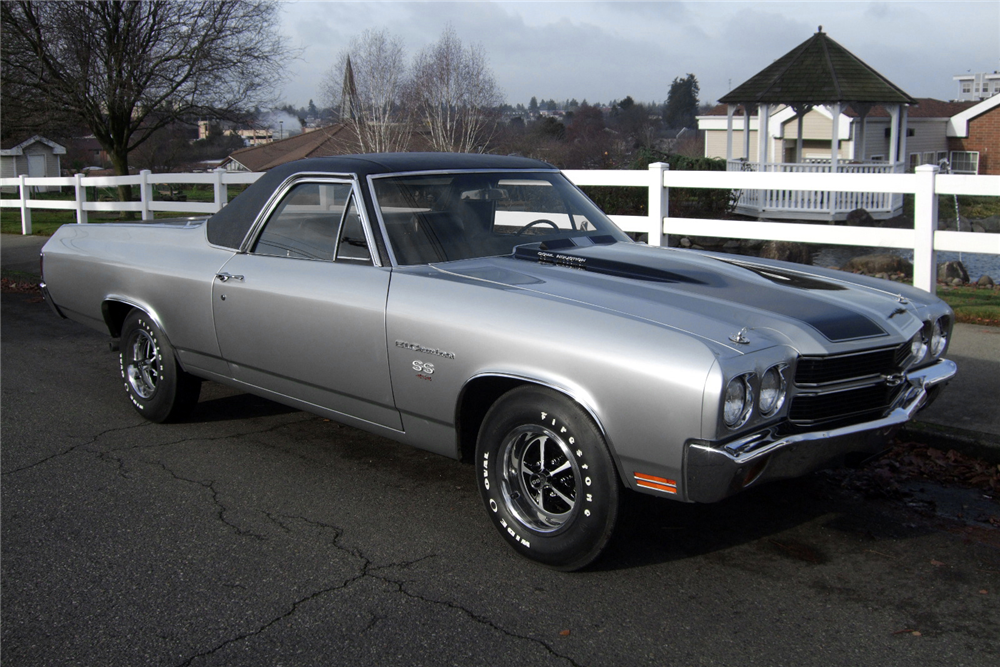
[278,1,1000,110]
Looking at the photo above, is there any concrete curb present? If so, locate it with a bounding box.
[903,421,1000,464]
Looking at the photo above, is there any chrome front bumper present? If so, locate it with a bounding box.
[684,358,957,503]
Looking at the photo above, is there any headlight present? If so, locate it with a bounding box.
[930,317,948,357]
[723,375,753,428]
[758,365,787,415]
[909,332,927,366]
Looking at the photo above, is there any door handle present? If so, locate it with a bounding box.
[215,272,244,283]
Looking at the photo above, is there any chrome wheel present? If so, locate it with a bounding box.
[119,310,201,423]
[477,386,621,570]
[126,328,160,399]
[500,425,581,533]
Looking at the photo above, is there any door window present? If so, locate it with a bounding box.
[253,182,353,260]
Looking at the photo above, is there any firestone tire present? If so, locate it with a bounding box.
[476,386,621,571]
[120,310,201,423]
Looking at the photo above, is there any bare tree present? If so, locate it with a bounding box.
[408,26,504,153]
[322,29,410,153]
[1,0,290,192]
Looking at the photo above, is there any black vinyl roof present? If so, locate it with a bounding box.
[207,153,555,249]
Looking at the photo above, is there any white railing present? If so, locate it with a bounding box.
[3,164,998,295]
[724,159,907,220]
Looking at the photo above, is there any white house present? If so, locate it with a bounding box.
[1,135,66,192]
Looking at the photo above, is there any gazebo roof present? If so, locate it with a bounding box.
[719,28,915,106]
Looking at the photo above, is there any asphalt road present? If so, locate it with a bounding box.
[3,292,999,667]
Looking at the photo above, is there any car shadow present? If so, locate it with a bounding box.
[189,383,298,422]
[590,473,933,572]
[179,381,936,572]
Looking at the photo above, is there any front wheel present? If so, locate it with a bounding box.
[120,310,201,423]
[476,386,621,570]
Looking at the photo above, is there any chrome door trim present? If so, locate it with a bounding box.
[238,173,383,268]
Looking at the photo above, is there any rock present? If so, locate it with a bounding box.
[841,253,913,278]
[978,275,995,288]
[759,240,812,265]
[689,236,724,248]
[845,208,875,227]
[950,277,964,286]
[937,260,969,284]
[975,216,1000,233]
[972,223,986,234]
[679,237,692,248]
[722,240,741,251]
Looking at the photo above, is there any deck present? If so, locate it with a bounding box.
[727,159,906,221]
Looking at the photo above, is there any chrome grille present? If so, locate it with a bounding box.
[789,343,910,426]
[795,343,908,386]
[789,384,907,426]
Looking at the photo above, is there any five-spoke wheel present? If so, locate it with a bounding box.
[477,386,621,570]
[120,310,201,423]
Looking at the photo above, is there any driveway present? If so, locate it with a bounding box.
[3,292,998,666]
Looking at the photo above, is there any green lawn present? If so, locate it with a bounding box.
[936,284,1000,326]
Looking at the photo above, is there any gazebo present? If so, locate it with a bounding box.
[717,28,916,220]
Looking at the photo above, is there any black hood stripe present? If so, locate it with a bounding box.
[514,241,886,342]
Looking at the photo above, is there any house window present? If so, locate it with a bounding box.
[908,153,920,171]
[870,155,885,162]
[962,83,972,93]
[937,151,948,167]
[949,151,980,174]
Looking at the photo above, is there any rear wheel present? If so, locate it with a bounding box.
[476,386,621,570]
[120,310,200,423]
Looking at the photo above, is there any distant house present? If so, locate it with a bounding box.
[220,124,353,172]
[953,71,1000,102]
[61,135,111,170]
[1,135,66,192]
[946,94,1000,175]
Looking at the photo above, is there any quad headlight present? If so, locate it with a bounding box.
[910,316,950,368]
[758,365,787,416]
[723,375,753,428]
[723,365,788,430]
[930,317,949,358]
[910,332,928,366]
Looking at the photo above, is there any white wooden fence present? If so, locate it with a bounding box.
[569,163,999,295]
[3,164,998,295]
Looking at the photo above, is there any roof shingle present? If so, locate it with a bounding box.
[719,29,916,106]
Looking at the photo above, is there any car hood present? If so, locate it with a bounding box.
[431,240,933,356]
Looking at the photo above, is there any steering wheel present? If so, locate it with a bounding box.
[515,219,559,235]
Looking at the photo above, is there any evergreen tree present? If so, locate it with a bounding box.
[663,74,700,130]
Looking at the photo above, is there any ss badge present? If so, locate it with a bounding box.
[412,360,435,375]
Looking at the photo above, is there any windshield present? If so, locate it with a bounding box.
[371,171,631,265]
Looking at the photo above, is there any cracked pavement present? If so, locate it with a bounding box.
[3,292,999,666]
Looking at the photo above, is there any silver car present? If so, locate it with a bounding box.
[40,153,957,569]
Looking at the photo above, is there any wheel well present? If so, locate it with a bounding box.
[456,376,526,463]
[102,300,135,339]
